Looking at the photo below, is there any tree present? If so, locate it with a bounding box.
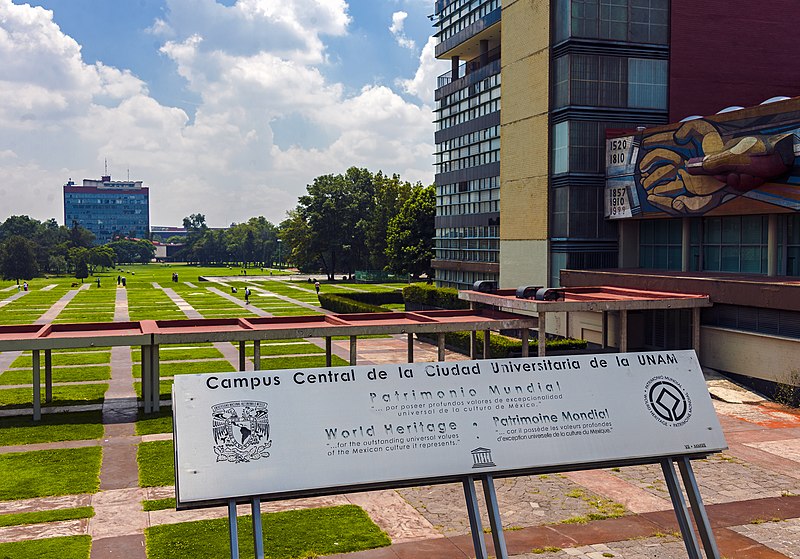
[88,246,116,272]
[69,221,95,248]
[107,239,155,264]
[361,172,413,270]
[48,255,68,275]
[74,255,89,283]
[279,210,316,272]
[385,185,435,277]
[1,236,38,284]
[295,168,376,279]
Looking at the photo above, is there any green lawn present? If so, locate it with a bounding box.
[138,440,174,487]
[145,505,390,559]
[0,447,102,500]
[143,498,176,512]
[0,535,92,559]
[133,360,235,378]
[0,384,108,409]
[237,342,324,357]
[0,506,94,527]
[134,380,173,401]
[132,347,225,361]
[11,352,111,368]
[136,409,173,436]
[260,355,348,370]
[0,411,104,446]
[0,366,111,385]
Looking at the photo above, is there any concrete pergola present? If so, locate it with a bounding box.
[0,309,537,420]
[459,286,711,357]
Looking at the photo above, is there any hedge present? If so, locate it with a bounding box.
[417,331,587,358]
[342,291,405,306]
[317,293,392,314]
[402,283,469,310]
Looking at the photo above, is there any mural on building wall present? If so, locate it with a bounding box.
[605,98,800,219]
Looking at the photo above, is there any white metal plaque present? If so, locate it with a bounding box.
[173,350,727,507]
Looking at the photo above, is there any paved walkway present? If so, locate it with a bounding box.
[2,281,800,559]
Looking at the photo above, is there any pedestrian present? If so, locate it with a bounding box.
[315,281,320,295]
[231,286,238,294]
[96,277,101,288]
[23,282,28,292]
[121,277,126,287]
[244,287,251,304]
[117,275,121,285]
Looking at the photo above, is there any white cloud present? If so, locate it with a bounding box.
[399,36,449,105]
[389,11,415,49]
[0,0,437,228]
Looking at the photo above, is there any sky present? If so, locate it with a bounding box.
[0,0,447,227]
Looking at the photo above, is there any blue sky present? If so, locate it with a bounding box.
[0,0,446,226]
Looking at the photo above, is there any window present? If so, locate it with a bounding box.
[628,58,667,109]
[558,0,669,44]
[703,216,768,274]
[553,122,569,174]
[787,215,800,276]
[639,219,682,270]
[552,54,666,110]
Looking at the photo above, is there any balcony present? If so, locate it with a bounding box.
[435,7,501,59]
[437,46,501,89]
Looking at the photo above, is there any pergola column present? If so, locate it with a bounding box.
[538,313,547,357]
[619,310,628,353]
[521,329,529,358]
[32,350,41,421]
[325,336,332,367]
[253,340,261,371]
[349,336,357,366]
[437,333,446,361]
[44,349,52,403]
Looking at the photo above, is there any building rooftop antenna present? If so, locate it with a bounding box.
[104,158,108,176]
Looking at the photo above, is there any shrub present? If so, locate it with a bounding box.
[317,293,391,314]
[341,291,405,306]
[402,283,469,310]
[417,331,587,358]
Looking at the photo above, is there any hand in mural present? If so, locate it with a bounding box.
[637,119,794,215]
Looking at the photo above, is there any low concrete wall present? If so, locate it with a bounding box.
[700,326,800,386]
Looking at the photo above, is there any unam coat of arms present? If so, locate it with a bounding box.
[212,401,272,463]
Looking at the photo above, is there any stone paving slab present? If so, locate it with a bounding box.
[732,517,800,558]
[0,518,88,543]
[0,494,92,514]
[89,488,148,539]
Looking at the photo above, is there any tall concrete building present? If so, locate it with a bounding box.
[433,0,800,393]
[63,175,150,245]
[432,0,800,289]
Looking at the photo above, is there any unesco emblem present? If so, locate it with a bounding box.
[644,377,692,427]
[212,401,272,463]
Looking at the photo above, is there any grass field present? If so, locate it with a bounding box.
[0,447,102,500]
[145,505,390,559]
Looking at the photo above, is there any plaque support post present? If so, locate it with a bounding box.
[462,476,488,559]
[251,497,265,559]
[661,458,703,559]
[678,457,720,559]
[228,500,239,559]
[407,333,414,363]
[238,341,246,371]
[481,474,509,559]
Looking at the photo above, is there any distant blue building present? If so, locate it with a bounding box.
[63,175,150,245]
